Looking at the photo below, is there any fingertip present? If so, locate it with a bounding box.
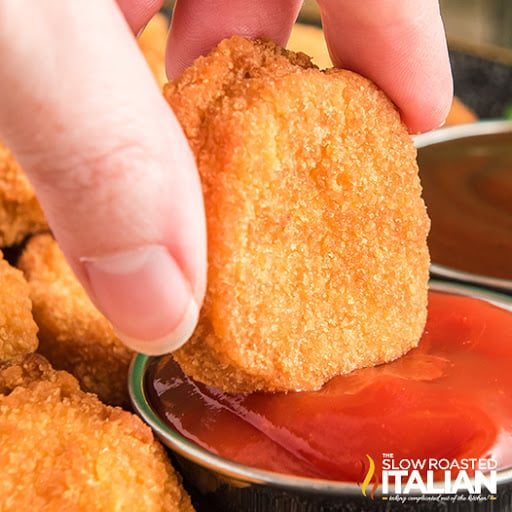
[402,78,453,134]
[320,0,453,135]
[82,244,201,354]
[114,296,199,355]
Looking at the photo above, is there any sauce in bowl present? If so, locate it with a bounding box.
[146,289,512,483]
[416,122,512,285]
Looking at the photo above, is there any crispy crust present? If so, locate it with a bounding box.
[0,141,48,247]
[17,233,133,407]
[0,353,194,512]
[0,252,38,358]
[165,36,430,393]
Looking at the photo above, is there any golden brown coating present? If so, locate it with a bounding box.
[0,141,48,247]
[287,23,332,69]
[0,353,194,512]
[0,252,38,358]
[445,96,478,126]
[17,233,133,407]
[165,36,430,393]
[138,12,169,88]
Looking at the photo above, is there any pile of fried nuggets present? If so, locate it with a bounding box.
[0,16,477,511]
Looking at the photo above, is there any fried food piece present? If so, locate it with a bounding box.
[0,353,194,512]
[287,23,332,69]
[0,141,47,247]
[138,12,169,88]
[445,96,478,126]
[0,252,38,358]
[165,36,430,393]
[17,233,133,407]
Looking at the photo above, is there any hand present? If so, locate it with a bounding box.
[0,0,206,355]
[0,0,452,356]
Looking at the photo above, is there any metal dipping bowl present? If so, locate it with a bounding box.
[414,121,512,295]
[130,281,512,512]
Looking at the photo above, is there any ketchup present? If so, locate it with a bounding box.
[147,291,512,482]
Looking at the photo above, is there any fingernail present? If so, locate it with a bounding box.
[113,296,199,355]
[81,245,198,355]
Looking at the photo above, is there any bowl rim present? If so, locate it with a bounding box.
[129,279,512,496]
[413,120,512,293]
[413,119,512,147]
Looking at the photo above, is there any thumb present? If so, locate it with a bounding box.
[0,1,206,355]
[318,0,453,134]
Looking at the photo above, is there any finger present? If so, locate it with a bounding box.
[115,0,165,33]
[0,0,206,355]
[166,0,303,79]
[318,0,453,133]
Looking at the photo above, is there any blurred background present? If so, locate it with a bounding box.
[440,0,512,50]
[434,0,512,119]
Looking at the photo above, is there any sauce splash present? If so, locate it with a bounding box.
[147,291,512,482]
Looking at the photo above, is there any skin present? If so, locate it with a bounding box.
[0,0,452,355]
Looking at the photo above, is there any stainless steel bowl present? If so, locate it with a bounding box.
[414,120,512,294]
[129,280,512,512]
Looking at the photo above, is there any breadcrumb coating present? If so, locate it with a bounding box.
[165,36,430,393]
[0,141,47,247]
[18,233,133,407]
[0,252,38,358]
[0,353,194,512]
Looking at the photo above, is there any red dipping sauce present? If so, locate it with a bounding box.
[146,291,512,483]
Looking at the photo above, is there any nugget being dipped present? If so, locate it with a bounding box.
[165,36,430,393]
[0,353,194,512]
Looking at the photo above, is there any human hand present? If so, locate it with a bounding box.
[0,0,452,356]
[0,0,206,355]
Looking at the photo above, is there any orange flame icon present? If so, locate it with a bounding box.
[360,454,377,499]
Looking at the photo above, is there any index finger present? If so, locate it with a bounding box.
[318,0,453,133]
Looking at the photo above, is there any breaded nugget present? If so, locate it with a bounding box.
[0,252,38,358]
[287,23,332,69]
[0,353,194,512]
[445,96,478,126]
[137,12,169,88]
[18,233,133,407]
[165,36,430,393]
[0,140,47,247]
